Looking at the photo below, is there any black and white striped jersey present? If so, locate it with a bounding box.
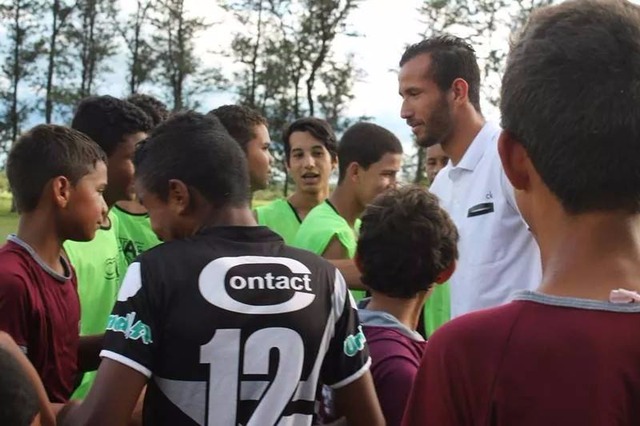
[101,226,370,426]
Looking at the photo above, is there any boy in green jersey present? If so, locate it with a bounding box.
[64,95,152,399]
[110,94,168,265]
[293,122,403,301]
[256,118,338,244]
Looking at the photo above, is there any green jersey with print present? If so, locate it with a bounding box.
[64,210,126,399]
[110,204,161,265]
[255,198,302,245]
[292,200,366,302]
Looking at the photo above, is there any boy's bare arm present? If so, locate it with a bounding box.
[78,334,104,372]
[333,372,385,426]
[329,259,366,290]
[58,359,146,426]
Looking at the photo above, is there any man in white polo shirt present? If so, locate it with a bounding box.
[398,35,541,318]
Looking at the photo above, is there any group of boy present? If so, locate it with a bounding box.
[2,0,640,425]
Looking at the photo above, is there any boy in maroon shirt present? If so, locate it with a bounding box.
[403,1,640,425]
[355,185,457,426]
[0,125,108,402]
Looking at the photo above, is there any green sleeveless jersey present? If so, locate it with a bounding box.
[255,199,302,245]
[110,204,161,265]
[423,282,451,337]
[64,210,126,399]
[292,200,366,302]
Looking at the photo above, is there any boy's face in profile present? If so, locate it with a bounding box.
[104,132,147,206]
[245,124,273,191]
[64,160,108,241]
[355,152,403,207]
[135,179,194,243]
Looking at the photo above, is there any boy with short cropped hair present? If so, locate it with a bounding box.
[208,104,273,191]
[293,122,403,301]
[58,111,383,426]
[355,185,457,425]
[0,125,108,402]
[111,93,169,265]
[65,95,152,398]
[403,1,640,424]
[256,117,338,244]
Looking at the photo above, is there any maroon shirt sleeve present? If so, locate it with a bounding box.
[0,270,31,349]
[374,355,420,426]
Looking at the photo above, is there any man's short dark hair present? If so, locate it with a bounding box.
[134,111,251,207]
[207,105,268,152]
[71,95,152,156]
[337,122,403,183]
[357,185,458,298]
[0,348,39,426]
[400,35,482,112]
[283,117,338,163]
[501,0,640,214]
[7,125,107,213]
[126,93,170,128]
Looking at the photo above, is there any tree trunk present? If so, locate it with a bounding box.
[45,0,60,123]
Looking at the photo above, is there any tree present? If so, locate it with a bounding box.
[418,0,556,108]
[42,0,74,124]
[118,0,155,94]
[151,0,222,111]
[0,0,43,151]
[67,0,119,99]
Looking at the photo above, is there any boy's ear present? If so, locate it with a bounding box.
[347,161,360,182]
[167,179,191,214]
[498,130,530,191]
[435,261,456,284]
[52,176,72,208]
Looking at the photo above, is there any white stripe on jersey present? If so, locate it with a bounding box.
[100,349,152,378]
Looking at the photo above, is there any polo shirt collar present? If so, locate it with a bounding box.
[454,121,501,172]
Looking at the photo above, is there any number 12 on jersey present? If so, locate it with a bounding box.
[200,327,305,426]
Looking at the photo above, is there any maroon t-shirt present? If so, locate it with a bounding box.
[403,292,640,426]
[364,325,426,426]
[0,237,80,402]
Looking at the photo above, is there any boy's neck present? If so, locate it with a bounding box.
[328,185,362,228]
[537,210,640,301]
[366,291,428,331]
[200,205,258,229]
[288,187,329,221]
[15,211,65,274]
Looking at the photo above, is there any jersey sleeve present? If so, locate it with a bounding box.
[100,261,158,378]
[320,269,371,389]
[0,271,30,350]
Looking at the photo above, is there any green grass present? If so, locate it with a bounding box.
[0,197,17,238]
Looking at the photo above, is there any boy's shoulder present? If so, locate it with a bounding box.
[298,202,349,234]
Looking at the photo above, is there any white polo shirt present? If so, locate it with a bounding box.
[430,122,542,318]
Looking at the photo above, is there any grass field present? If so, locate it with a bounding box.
[0,197,17,237]
[0,196,273,239]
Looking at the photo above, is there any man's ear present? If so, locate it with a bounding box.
[451,78,470,106]
[52,176,72,208]
[435,260,456,284]
[167,179,191,215]
[498,130,530,191]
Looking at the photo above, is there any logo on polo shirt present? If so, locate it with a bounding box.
[198,256,316,315]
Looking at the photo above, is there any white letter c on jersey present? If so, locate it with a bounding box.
[198,256,316,315]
